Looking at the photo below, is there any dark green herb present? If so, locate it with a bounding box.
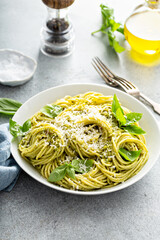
[71,159,94,173]
[0,98,22,116]
[66,166,76,179]
[112,94,126,125]
[111,94,145,135]
[92,4,125,53]
[122,125,146,135]
[115,107,126,126]
[125,112,142,125]
[48,164,68,182]
[119,148,142,162]
[9,119,31,138]
[40,104,63,118]
[48,159,94,182]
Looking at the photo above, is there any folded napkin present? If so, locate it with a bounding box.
[0,123,21,191]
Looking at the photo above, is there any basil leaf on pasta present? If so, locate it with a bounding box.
[48,164,68,182]
[22,119,31,132]
[9,119,23,138]
[0,98,22,116]
[72,159,94,173]
[40,104,63,118]
[116,108,126,126]
[66,166,76,179]
[111,95,145,135]
[9,119,31,138]
[122,125,146,135]
[112,94,126,125]
[112,94,124,117]
[119,148,142,162]
[125,113,142,125]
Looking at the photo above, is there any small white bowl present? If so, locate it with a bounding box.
[0,49,37,86]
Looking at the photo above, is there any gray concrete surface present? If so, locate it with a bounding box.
[0,0,160,239]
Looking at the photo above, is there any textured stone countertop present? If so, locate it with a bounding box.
[0,0,160,239]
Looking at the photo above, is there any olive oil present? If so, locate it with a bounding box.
[124,0,160,55]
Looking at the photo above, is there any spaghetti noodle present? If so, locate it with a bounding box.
[19,92,149,191]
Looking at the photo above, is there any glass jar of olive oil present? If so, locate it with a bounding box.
[124,0,160,55]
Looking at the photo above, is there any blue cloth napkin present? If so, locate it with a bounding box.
[0,123,21,191]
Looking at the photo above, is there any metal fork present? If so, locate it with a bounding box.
[92,57,160,115]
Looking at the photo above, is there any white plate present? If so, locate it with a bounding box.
[0,49,37,86]
[11,84,160,195]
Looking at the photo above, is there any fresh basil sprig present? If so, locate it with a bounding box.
[40,104,63,118]
[119,148,142,162]
[0,98,22,116]
[48,159,94,182]
[112,94,146,135]
[9,118,31,138]
[92,4,125,53]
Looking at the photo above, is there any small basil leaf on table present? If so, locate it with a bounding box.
[122,125,146,135]
[0,98,22,116]
[119,148,142,162]
[48,164,68,182]
[107,30,125,53]
[40,104,63,118]
[91,4,125,53]
[66,166,76,179]
[113,39,125,53]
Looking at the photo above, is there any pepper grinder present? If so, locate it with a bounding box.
[41,0,75,57]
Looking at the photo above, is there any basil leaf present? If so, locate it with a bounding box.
[48,164,68,182]
[92,4,125,53]
[101,4,114,19]
[116,108,126,126]
[22,119,31,132]
[112,94,124,116]
[0,98,22,116]
[125,113,142,126]
[85,159,94,171]
[66,166,76,179]
[109,20,121,32]
[113,40,125,53]
[9,119,23,138]
[111,95,146,135]
[119,148,142,162]
[123,125,146,135]
[9,118,31,138]
[40,104,63,118]
[72,159,94,173]
[117,26,124,34]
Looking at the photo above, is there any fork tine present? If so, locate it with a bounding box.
[94,57,134,91]
[92,59,116,86]
[95,57,115,78]
[116,76,137,89]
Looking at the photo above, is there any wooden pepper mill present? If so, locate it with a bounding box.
[41,0,75,57]
[42,0,75,9]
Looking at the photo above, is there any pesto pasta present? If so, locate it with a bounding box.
[19,92,149,191]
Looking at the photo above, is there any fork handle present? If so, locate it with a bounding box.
[139,93,160,115]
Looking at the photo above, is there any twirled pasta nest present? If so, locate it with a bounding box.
[19,92,149,191]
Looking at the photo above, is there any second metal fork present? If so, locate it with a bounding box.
[92,57,160,115]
